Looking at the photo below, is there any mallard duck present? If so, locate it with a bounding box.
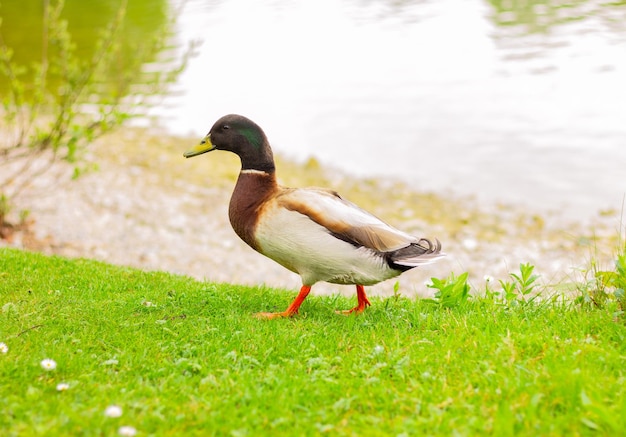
[184,114,444,318]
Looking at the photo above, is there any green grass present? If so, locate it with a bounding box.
[1,248,625,436]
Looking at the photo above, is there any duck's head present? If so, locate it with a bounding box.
[184,114,275,173]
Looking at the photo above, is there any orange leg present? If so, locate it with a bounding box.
[254,285,312,319]
[336,284,371,315]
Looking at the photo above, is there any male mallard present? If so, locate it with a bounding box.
[184,114,444,319]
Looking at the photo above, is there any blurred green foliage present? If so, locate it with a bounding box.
[0,0,171,95]
[489,0,626,34]
[0,0,194,222]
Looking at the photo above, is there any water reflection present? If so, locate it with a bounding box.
[158,0,626,219]
[0,0,172,96]
[490,0,626,75]
[491,0,626,34]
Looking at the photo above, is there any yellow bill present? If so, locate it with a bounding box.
[183,134,216,158]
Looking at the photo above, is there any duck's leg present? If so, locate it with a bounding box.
[336,284,371,315]
[254,285,312,319]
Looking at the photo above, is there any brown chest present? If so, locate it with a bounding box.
[228,171,278,252]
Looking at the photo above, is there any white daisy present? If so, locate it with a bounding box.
[105,405,123,418]
[118,426,137,436]
[56,383,70,391]
[40,358,57,371]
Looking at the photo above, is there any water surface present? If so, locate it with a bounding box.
[4,0,624,220]
[156,0,626,221]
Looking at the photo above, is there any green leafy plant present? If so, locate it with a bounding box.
[593,248,626,313]
[0,0,195,227]
[426,272,470,308]
[498,262,539,304]
[576,222,626,314]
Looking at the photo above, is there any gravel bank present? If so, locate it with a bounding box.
[1,129,621,299]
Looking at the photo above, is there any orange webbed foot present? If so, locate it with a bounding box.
[254,285,311,320]
[334,307,367,316]
[335,284,371,316]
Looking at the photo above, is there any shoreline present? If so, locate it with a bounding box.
[1,128,621,297]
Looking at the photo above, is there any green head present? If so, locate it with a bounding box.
[184,114,275,173]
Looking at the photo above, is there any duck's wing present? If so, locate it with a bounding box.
[276,187,436,255]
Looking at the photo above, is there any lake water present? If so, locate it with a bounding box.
[156,0,626,220]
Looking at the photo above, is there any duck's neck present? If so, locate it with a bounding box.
[228,169,278,250]
[239,139,275,173]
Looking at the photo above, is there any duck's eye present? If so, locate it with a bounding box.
[222,125,230,131]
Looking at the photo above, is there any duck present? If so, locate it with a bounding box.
[184,114,444,319]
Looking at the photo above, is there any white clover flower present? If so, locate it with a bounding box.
[105,405,123,418]
[483,275,494,283]
[118,425,137,436]
[0,342,8,354]
[373,345,384,355]
[56,383,70,391]
[40,358,57,371]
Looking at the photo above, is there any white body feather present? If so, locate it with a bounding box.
[254,188,442,286]
[255,204,401,286]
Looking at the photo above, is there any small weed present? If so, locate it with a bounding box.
[591,247,626,314]
[576,224,626,315]
[426,272,470,308]
[383,281,403,310]
[498,262,540,304]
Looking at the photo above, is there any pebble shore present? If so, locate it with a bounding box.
[1,129,620,299]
